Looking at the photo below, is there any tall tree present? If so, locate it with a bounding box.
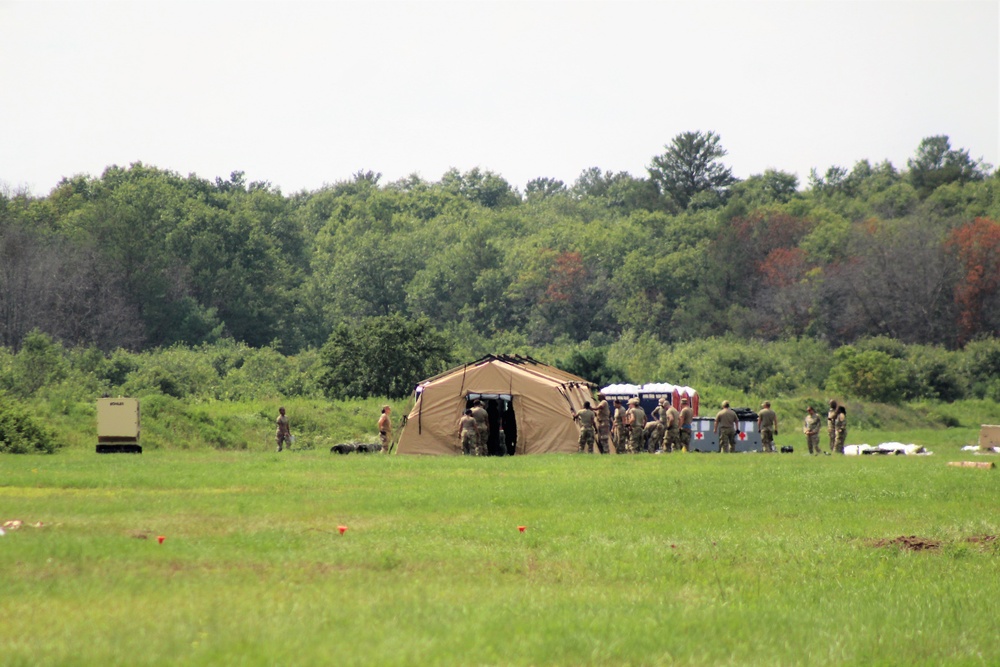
[525,177,567,201]
[823,218,959,346]
[947,217,1000,342]
[0,223,143,350]
[647,131,738,209]
[318,314,452,399]
[907,135,990,197]
[441,168,521,209]
[729,169,799,206]
[571,168,665,212]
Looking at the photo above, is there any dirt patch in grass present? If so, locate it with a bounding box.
[868,535,998,551]
[870,535,942,551]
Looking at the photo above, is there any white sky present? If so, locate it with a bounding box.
[1,0,997,196]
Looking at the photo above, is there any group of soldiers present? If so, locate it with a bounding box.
[717,398,849,455]
[804,399,848,455]
[574,395,850,456]
[572,393,695,454]
[454,393,850,457]
[717,398,848,455]
[457,400,492,456]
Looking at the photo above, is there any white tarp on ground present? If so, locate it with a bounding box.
[961,445,1000,453]
[844,442,933,456]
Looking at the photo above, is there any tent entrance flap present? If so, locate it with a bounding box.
[465,394,517,456]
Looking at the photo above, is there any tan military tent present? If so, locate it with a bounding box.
[395,355,596,455]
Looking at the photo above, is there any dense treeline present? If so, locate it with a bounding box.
[2,132,998,358]
[0,325,1000,438]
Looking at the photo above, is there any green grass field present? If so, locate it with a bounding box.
[2,439,999,666]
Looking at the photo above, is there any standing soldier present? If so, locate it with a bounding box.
[834,405,848,454]
[803,405,822,455]
[626,398,647,454]
[678,397,694,452]
[758,401,778,453]
[573,402,598,454]
[275,406,292,452]
[665,401,681,454]
[594,393,611,455]
[652,399,669,452]
[827,399,839,454]
[714,401,739,454]
[612,400,628,454]
[458,409,479,455]
[470,399,490,457]
[377,405,392,453]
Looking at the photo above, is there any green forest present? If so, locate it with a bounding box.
[2,131,999,411]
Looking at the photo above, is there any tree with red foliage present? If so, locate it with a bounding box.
[544,251,588,303]
[760,247,808,288]
[947,217,1000,343]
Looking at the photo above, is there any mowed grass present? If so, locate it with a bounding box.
[2,441,999,666]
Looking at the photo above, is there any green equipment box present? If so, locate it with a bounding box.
[96,398,141,454]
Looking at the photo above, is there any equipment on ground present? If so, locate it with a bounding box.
[96,397,141,454]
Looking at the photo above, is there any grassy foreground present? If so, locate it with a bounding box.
[1,446,998,666]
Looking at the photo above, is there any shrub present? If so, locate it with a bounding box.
[319,314,453,399]
[985,379,1000,403]
[964,338,1000,398]
[854,335,908,359]
[654,337,808,396]
[9,330,70,397]
[768,338,834,390]
[606,331,668,384]
[557,347,626,388]
[217,345,317,400]
[0,395,62,454]
[120,345,219,398]
[904,345,967,401]
[101,349,141,387]
[0,347,18,394]
[826,346,906,403]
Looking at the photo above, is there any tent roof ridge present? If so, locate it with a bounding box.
[416,354,595,393]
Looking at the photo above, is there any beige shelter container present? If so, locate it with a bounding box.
[979,425,1000,450]
[96,397,141,454]
[395,355,596,455]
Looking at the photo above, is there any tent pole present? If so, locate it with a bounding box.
[459,363,468,397]
[389,414,407,454]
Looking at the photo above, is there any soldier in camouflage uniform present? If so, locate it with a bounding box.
[275,407,292,452]
[678,397,694,452]
[714,401,738,454]
[470,400,490,457]
[458,409,478,456]
[652,399,669,452]
[612,400,628,454]
[834,405,847,454]
[626,398,647,454]
[573,402,597,453]
[757,401,778,453]
[378,405,392,453]
[665,402,681,453]
[594,393,611,455]
[643,418,663,454]
[827,399,839,455]
[803,406,821,455]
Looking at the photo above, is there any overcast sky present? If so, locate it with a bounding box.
[1,0,997,196]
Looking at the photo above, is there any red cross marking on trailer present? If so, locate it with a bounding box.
[738,432,747,440]
[694,432,703,440]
